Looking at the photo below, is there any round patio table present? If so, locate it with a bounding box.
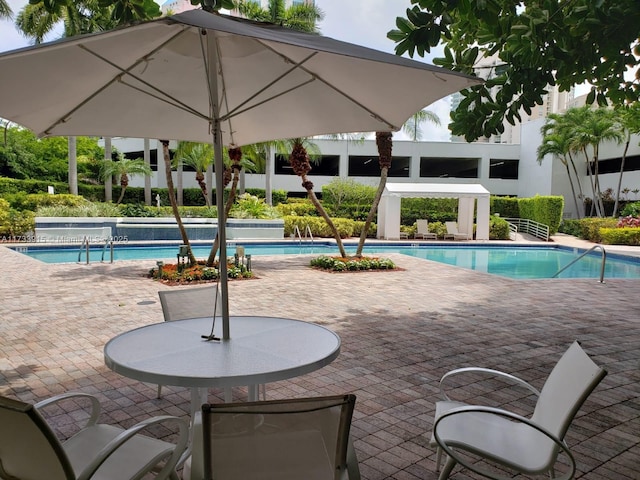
[104,315,341,403]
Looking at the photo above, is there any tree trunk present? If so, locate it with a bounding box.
[613,137,630,217]
[68,136,78,195]
[563,161,580,220]
[162,140,196,265]
[144,138,151,205]
[568,152,584,219]
[104,137,112,202]
[196,172,210,207]
[299,175,347,258]
[207,150,242,266]
[356,166,388,256]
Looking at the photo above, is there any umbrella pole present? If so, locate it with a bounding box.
[213,118,230,340]
[206,33,230,340]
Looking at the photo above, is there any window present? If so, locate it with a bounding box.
[348,156,410,177]
[420,157,478,178]
[124,150,160,171]
[592,155,640,175]
[489,159,519,179]
[274,154,339,176]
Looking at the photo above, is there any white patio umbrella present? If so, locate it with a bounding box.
[0,9,481,339]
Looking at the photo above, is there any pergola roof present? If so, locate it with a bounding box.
[383,183,490,198]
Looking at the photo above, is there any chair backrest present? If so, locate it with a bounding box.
[0,396,75,480]
[532,341,607,441]
[202,394,356,480]
[158,285,220,322]
[445,222,458,234]
[416,219,429,234]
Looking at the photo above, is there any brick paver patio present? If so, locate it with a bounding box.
[1,240,638,479]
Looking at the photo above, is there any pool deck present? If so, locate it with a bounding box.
[1,235,639,479]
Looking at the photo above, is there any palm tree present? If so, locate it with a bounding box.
[100,155,152,204]
[0,1,12,19]
[570,107,624,217]
[612,103,640,217]
[353,132,392,256]
[174,142,214,206]
[402,109,441,141]
[161,140,197,265]
[235,0,324,32]
[288,137,348,257]
[537,132,582,218]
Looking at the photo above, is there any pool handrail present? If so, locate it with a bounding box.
[552,245,607,283]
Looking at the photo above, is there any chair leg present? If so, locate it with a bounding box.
[157,384,163,399]
[435,446,443,472]
[438,456,457,480]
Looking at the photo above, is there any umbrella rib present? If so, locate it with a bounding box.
[78,42,207,121]
[221,51,318,122]
[257,41,398,130]
[41,29,203,135]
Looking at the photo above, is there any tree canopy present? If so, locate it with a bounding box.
[388,0,640,142]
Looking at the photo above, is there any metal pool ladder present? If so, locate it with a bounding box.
[293,225,314,244]
[78,236,114,264]
[552,245,607,283]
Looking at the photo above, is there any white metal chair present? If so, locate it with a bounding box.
[443,221,470,240]
[415,219,438,239]
[157,285,266,401]
[199,394,360,480]
[430,341,607,480]
[0,392,188,480]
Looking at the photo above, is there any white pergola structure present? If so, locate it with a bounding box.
[377,183,491,240]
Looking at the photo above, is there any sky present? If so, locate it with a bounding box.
[0,0,453,141]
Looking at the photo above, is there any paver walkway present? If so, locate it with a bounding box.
[0,238,638,479]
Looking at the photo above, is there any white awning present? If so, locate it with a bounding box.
[382,183,490,198]
[378,183,491,240]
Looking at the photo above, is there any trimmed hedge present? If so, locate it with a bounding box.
[600,227,640,246]
[517,195,564,235]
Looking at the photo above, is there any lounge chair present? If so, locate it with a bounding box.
[430,341,607,480]
[444,221,470,240]
[198,394,360,480]
[414,219,438,240]
[0,392,188,480]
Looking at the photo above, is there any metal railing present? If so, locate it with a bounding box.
[293,225,314,244]
[552,245,607,283]
[77,236,113,264]
[504,218,550,241]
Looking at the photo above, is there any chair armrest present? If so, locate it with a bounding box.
[439,367,541,401]
[35,392,101,427]
[77,415,190,480]
[433,405,576,480]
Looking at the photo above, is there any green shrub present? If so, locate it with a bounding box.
[518,195,564,234]
[352,220,377,237]
[310,255,396,271]
[229,193,279,219]
[321,178,376,218]
[276,199,318,217]
[489,216,511,240]
[283,215,356,238]
[558,219,583,237]
[491,196,520,217]
[36,202,121,217]
[600,227,640,246]
[0,198,35,237]
[119,203,159,217]
[620,201,640,217]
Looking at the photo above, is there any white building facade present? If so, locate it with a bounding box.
[108,128,640,221]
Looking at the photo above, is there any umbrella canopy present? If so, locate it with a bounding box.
[0,9,481,338]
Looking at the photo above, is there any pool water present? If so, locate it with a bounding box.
[12,242,640,280]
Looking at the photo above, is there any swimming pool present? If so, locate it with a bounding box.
[11,241,640,280]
